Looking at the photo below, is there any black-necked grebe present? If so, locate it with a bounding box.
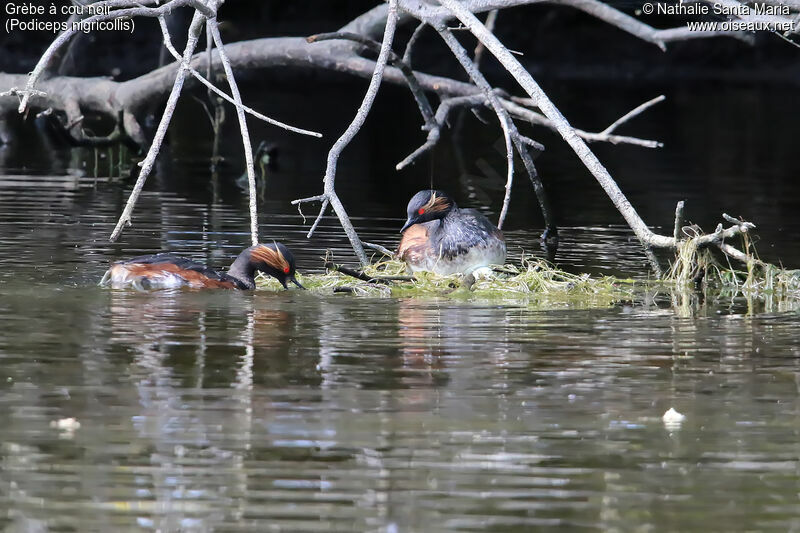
[100,243,304,290]
[397,190,506,275]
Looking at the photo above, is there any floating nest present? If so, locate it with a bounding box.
[254,240,800,314]
[257,257,638,309]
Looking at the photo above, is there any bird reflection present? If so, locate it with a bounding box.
[104,290,303,532]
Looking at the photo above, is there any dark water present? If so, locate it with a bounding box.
[1,83,800,532]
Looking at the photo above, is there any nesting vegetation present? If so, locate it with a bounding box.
[256,236,800,314]
[257,256,638,309]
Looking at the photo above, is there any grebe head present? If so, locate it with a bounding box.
[245,242,304,289]
[400,190,456,232]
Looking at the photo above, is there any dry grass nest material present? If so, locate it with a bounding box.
[257,257,637,308]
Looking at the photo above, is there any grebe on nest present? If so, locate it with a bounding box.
[397,190,506,275]
[100,242,304,290]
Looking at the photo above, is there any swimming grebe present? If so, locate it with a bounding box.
[100,243,304,290]
[397,190,506,275]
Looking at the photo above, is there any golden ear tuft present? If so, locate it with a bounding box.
[252,245,290,273]
[423,192,438,211]
[426,193,450,213]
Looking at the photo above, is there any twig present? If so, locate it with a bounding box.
[503,99,663,148]
[396,93,487,170]
[294,0,399,266]
[362,241,395,257]
[159,16,321,138]
[722,213,750,227]
[324,261,413,284]
[402,21,428,67]
[109,10,205,242]
[325,261,378,282]
[600,95,665,135]
[308,197,330,237]
[0,87,46,99]
[473,9,498,68]
[673,200,685,242]
[497,125,514,229]
[307,31,434,128]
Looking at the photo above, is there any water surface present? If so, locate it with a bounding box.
[1,83,800,532]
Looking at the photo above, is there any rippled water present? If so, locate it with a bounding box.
[2,84,800,531]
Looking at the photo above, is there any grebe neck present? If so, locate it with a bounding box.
[227,250,257,289]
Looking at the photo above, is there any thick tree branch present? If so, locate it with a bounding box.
[410,0,748,49]
[18,0,201,113]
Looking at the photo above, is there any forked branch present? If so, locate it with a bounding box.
[292,0,400,266]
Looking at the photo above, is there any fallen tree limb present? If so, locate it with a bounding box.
[324,260,414,284]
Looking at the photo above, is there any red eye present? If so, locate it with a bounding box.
[418,208,425,215]
[283,267,290,274]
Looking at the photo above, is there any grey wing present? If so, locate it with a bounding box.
[440,209,505,259]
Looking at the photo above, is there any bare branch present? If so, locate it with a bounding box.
[159,16,321,138]
[110,10,205,242]
[209,17,259,246]
[407,0,749,50]
[433,28,515,229]
[18,0,200,113]
[473,9,498,68]
[0,87,46,99]
[503,99,663,148]
[396,94,487,170]
[600,95,665,135]
[307,31,434,128]
[292,194,327,204]
[402,21,428,66]
[362,241,395,257]
[298,0,399,265]
[694,216,755,247]
[434,25,556,236]
[431,0,671,249]
[308,198,330,238]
